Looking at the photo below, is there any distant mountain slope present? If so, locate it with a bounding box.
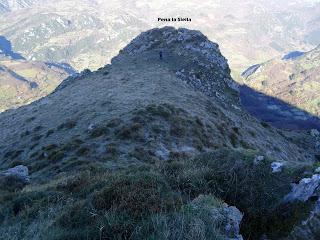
[0,0,319,74]
[0,56,72,112]
[0,1,149,71]
[0,0,42,13]
[0,27,319,240]
[242,45,320,118]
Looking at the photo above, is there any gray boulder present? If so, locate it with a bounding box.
[254,155,265,165]
[223,203,244,240]
[189,195,244,240]
[271,162,284,173]
[283,174,320,239]
[287,199,320,240]
[0,165,30,190]
[310,129,320,137]
[283,174,320,203]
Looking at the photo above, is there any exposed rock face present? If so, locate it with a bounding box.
[271,162,284,173]
[0,165,30,190]
[121,27,229,71]
[287,200,320,240]
[311,129,320,152]
[283,174,320,203]
[0,165,30,183]
[254,155,265,165]
[311,129,320,138]
[115,27,239,106]
[222,204,244,240]
[189,195,243,240]
[282,173,320,240]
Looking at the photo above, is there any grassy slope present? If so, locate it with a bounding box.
[0,44,318,239]
[0,58,70,112]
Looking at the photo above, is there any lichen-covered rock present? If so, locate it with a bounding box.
[310,129,320,151]
[283,174,320,203]
[222,203,244,240]
[0,165,30,191]
[287,199,320,240]
[282,174,320,239]
[121,27,228,69]
[271,162,284,173]
[188,195,243,240]
[0,165,29,182]
[254,155,265,165]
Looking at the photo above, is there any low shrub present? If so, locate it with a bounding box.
[57,120,77,130]
[92,171,180,217]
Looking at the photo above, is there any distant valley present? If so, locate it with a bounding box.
[1,0,319,73]
[241,44,320,129]
[0,35,73,112]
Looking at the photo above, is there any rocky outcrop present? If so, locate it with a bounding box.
[115,27,239,106]
[0,165,29,183]
[282,172,320,239]
[121,27,229,71]
[189,195,243,240]
[271,162,284,173]
[287,200,320,240]
[223,204,244,240]
[0,165,30,190]
[311,129,320,151]
[283,174,320,203]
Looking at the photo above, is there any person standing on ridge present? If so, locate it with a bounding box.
[159,50,163,60]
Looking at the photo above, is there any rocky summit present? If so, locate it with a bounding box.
[0,27,320,240]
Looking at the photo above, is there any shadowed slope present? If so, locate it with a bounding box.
[242,45,320,118]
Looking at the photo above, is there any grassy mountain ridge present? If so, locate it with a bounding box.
[0,27,319,240]
[1,0,319,113]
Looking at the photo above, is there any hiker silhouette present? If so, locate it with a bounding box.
[159,51,163,60]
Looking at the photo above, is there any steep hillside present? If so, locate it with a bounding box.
[242,45,320,121]
[0,27,319,240]
[0,55,73,112]
[0,0,41,13]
